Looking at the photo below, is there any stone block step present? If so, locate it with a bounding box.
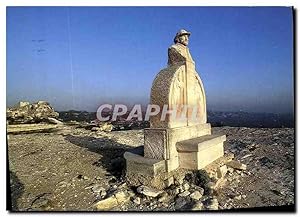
[176,134,226,170]
[176,134,226,152]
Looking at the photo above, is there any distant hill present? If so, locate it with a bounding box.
[208,111,294,128]
[57,110,294,128]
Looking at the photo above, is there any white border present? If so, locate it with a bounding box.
[1,1,298,216]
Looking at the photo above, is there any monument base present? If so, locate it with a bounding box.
[124,130,227,189]
[144,123,212,172]
[124,147,175,190]
[176,134,226,170]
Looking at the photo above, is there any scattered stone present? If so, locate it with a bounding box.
[174,197,188,210]
[183,183,190,191]
[178,191,190,197]
[191,201,204,211]
[7,101,59,124]
[94,190,130,211]
[95,176,102,181]
[91,127,99,132]
[207,182,216,190]
[227,167,234,174]
[164,176,174,187]
[31,193,52,210]
[170,187,180,196]
[206,198,218,210]
[158,192,171,203]
[194,186,205,196]
[94,196,118,211]
[99,122,113,132]
[83,176,89,180]
[207,178,227,191]
[133,197,141,205]
[241,154,253,159]
[7,124,58,134]
[111,185,118,190]
[47,117,63,125]
[226,160,247,170]
[174,176,185,185]
[137,185,163,198]
[92,185,106,196]
[190,191,202,200]
[234,195,242,200]
[18,101,30,107]
[217,165,227,179]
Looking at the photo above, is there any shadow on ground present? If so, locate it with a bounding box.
[9,171,24,211]
[64,135,134,180]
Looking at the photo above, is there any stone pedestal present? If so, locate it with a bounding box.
[144,123,212,172]
[124,29,227,189]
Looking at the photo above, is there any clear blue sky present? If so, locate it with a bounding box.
[7,7,294,113]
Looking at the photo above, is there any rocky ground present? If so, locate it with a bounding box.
[8,125,295,211]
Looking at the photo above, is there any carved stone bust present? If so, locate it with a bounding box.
[168,29,195,66]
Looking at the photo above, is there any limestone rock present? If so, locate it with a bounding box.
[217,165,227,179]
[137,185,163,198]
[99,122,113,132]
[133,197,141,205]
[91,127,99,132]
[227,167,234,174]
[18,101,30,107]
[191,201,204,211]
[226,160,247,170]
[47,117,63,125]
[178,191,190,197]
[7,101,59,124]
[206,198,219,210]
[190,191,202,200]
[114,191,130,204]
[169,187,180,196]
[158,192,171,203]
[94,190,130,211]
[164,176,174,187]
[90,122,113,132]
[174,175,185,185]
[91,185,106,196]
[94,196,118,211]
[207,178,227,191]
[234,195,242,200]
[183,183,190,191]
[7,124,58,134]
[175,197,188,210]
[194,186,205,196]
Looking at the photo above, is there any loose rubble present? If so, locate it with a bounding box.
[7,101,59,124]
[8,125,295,211]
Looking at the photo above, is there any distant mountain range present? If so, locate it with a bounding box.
[207,111,294,128]
[57,110,294,128]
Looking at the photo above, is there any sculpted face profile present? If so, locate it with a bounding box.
[173,29,191,46]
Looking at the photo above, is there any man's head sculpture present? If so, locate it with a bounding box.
[173,29,191,46]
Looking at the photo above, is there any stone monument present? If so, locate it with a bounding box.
[124,29,226,189]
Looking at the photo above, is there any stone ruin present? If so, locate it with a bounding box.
[6,101,59,124]
[124,29,227,189]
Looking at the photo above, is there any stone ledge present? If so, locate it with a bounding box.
[124,147,167,177]
[176,134,226,152]
[124,151,163,166]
